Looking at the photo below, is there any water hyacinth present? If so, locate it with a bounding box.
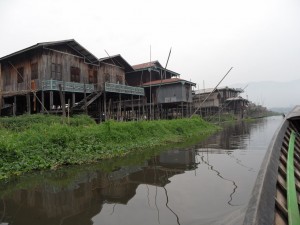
[0,114,219,179]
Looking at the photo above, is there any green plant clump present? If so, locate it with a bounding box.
[0,114,218,179]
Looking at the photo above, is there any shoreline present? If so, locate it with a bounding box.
[0,114,219,180]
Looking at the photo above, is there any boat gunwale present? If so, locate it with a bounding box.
[243,120,291,224]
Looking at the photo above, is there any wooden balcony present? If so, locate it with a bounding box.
[42,80,95,93]
[105,82,144,96]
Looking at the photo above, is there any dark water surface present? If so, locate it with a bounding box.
[0,116,283,225]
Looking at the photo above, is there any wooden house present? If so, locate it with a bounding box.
[193,86,248,117]
[193,92,221,115]
[0,40,144,119]
[125,61,195,119]
[225,96,249,117]
[126,61,179,86]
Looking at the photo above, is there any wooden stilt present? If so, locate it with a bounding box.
[67,99,70,124]
[118,93,121,121]
[98,95,102,122]
[137,95,140,120]
[84,83,87,114]
[108,98,111,120]
[0,63,2,116]
[58,84,66,119]
[0,94,2,116]
[41,91,45,113]
[72,92,76,107]
[26,93,31,114]
[13,96,16,116]
[181,101,183,118]
[103,91,106,121]
[131,94,134,120]
[33,92,37,112]
[50,91,53,110]
[143,97,145,119]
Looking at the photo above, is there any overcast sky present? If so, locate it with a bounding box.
[1,0,299,89]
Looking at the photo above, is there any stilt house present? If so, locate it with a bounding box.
[193,86,248,117]
[0,39,144,120]
[125,61,196,119]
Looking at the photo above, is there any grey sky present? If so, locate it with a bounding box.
[1,0,299,88]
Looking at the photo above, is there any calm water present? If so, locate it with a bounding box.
[0,116,283,225]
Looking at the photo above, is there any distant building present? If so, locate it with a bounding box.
[125,61,195,119]
[126,61,179,86]
[193,86,248,117]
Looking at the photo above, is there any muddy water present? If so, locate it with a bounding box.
[0,116,283,225]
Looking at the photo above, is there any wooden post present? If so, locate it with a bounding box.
[103,91,106,121]
[50,91,53,111]
[98,94,102,122]
[72,92,76,107]
[84,83,87,114]
[143,97,145,119]
[138,95,140,121]
[41,91,45,113]
[0,62,2,116]
[67,99,70,124]
[118,93,121,121]
[131,94,134,120]
[58,84,66,119]
[0,95,2,116]
[123,98,126,120]
[33,92,37,112]
[26,93,31,114]
[13,96,16,116]
[108,98,111,120]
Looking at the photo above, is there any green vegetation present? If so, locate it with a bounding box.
[204,113,237,123]
[0,114,218,180]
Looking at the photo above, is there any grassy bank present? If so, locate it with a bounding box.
[0,114,219,179]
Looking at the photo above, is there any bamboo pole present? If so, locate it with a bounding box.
[103,91,106,121]
[41,90,45,113]
[26,93,31,114]
[84,83,87,114]
[0,63,2,116]
[58,84,66,119]
[191,67,233,117]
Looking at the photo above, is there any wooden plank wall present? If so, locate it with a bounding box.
[42,50,98,83]
[1,48,128,95]
[2,52,41,94]
[99,63,125,85]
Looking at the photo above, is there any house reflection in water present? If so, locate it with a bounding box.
[0,148,197,225]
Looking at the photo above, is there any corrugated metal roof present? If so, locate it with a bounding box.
[0,39,99,64]
[195,86,244,94]
[225,96,249,102]
[99,54,134,72]
[142,78,196,87]
[130,60,180,76]
[132,61,162,70]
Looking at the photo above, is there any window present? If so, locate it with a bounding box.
[51,63,62,80]
[17,67,24,83]
[89,70,97,84]
[116,75,123,84]
[31,63,38,80]
[104,73,110,83]
[3,67,11,85]
[70,66,80,82]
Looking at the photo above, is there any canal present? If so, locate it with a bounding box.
[0,116,283,225]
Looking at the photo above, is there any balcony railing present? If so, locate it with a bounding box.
[105,83,144,96]
[42,80,95,93]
